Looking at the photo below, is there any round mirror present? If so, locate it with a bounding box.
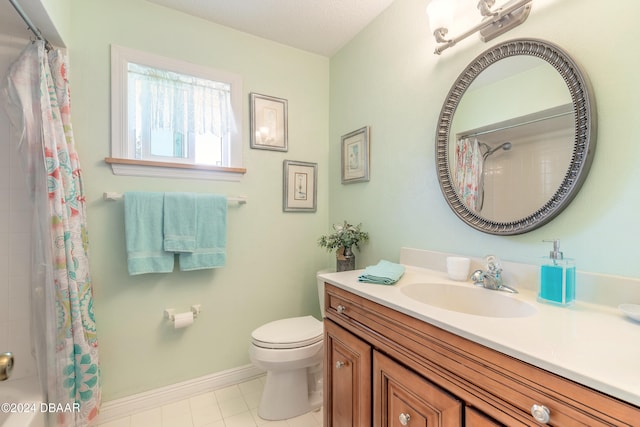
[435,39,596,235]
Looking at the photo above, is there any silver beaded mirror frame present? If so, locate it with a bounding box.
[435,39,596,235]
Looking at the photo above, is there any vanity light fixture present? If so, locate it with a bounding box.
[427,0,533,54]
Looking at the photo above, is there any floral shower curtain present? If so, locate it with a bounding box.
[3,40,100,426]
[454,137,482,212]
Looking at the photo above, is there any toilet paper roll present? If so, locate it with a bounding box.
[173,311,194,329]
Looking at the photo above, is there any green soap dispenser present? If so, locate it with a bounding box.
[538,239,575,306]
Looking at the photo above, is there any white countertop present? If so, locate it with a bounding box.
[319,265,640,407]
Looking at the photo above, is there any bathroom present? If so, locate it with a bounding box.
[1,0,639,425]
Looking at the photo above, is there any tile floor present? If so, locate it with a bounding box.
[97,376,323,427]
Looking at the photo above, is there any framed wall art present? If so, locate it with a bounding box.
[250,93,288,151]
[283,160,317,212]
[341,126,370,184]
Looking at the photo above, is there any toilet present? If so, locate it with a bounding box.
[248,272,328,420]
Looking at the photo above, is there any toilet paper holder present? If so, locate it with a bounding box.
[164,304,201,322]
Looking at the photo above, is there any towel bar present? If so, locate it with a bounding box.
[103,192,247,204]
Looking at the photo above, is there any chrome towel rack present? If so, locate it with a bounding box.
[103,192,247,204]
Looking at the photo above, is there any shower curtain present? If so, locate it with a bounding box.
[454,137,482,212]
[3,40,100,426]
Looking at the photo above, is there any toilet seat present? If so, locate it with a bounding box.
[251,316,323,349]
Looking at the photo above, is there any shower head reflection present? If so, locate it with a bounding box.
[482,141,512,159]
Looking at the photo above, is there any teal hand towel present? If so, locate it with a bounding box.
[358,260,405,285]
[163,192,197,252]
[124,192,174,275]
[179,194,227,271]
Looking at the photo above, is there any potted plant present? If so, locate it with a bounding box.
[318,221,369,271]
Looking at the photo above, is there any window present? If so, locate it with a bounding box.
[109,45,244,180]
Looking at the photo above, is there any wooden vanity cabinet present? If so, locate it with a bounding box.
[323,283,640,427]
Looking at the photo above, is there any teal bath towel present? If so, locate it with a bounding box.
[163,192,197,252]
[358,260,405,285]
[124,192,174,275]
[179,194,227,271]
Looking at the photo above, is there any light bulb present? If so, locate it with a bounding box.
[426,0,455,33]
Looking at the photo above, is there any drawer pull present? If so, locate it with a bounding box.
[335,361,346,369]
[336,304,346,314]
[531,404,550,424]
[399,413,411,425]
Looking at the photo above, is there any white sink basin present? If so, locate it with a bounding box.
[401,283,536,318]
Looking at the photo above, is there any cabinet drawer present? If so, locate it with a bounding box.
[327,292,358,319]
[325,283,640,426]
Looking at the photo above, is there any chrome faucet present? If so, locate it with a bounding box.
[471,255,518,293]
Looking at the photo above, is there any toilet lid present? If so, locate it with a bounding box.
[251,316,323,349]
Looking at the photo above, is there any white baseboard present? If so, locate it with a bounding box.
[97,364,265,424]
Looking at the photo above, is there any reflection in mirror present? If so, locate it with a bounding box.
[435,39,596,235]
[459,105,574,221]
[450,57,574,222]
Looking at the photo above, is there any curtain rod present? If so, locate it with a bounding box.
[8,0,53,51]
[457,104,574,140]
[459,111,573,140]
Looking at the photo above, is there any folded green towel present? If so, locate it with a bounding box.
[358,260,405,285]
[163,192,197,252]
[179,194,227,271]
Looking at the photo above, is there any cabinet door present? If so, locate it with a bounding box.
[374,350,462,427]
[465,406,505,426]
[324,319,372,427]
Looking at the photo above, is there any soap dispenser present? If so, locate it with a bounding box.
[538,239,575,306]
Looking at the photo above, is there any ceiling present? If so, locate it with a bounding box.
[1,1,395,56]
[145,0,396,57]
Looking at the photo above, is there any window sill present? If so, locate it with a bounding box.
[105,157,246,181]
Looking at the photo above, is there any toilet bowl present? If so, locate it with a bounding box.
[248,271,330,421]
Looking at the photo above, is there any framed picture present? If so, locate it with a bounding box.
[250,93,288,151]
[283,160,317,212]
[341,126,370,184]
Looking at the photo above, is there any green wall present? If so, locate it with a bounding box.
[454,62,570,134]
[66,0,330,400]
[329,0,640,277]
